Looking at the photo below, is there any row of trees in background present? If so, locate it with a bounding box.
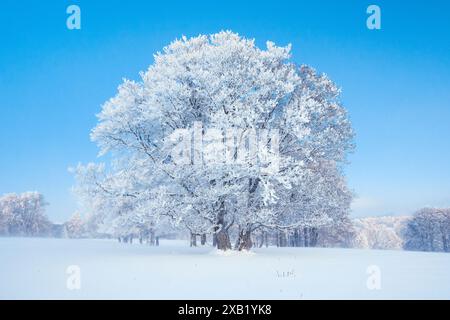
[353,216,408,250]
[61,206,450,254]
[0,192,50,237]
[0,190,448,253]
[353,210,450,253]
[246,209,448,252]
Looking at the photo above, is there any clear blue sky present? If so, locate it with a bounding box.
[1,0,449,222]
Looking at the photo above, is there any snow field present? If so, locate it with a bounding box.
[0,238,449,299]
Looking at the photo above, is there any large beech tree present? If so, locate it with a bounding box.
[73,31,354,250]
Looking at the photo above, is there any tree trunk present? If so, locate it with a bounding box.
[278,231,288,247]
[214,225,231,250]
[295,229,301,247]
[292,230,296,247]
[201,233,206,245]
[264,231,268,248]
[149,230,156,246]
[310,227,318,247]
[216,229,231,250]
[236,229,252,251]
[214,199,232,250]
[213,233,217,247]
[303,227,309,247]
[190,233,197,247]
[443,235,448,252]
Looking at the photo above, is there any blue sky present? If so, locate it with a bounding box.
[0,0,449,222]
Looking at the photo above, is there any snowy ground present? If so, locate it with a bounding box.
[0,238,449,299]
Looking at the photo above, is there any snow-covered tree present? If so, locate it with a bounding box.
[274,159,354,247]
[0,203,11,235]
[65,212,86,238]
[404,208,450,252]
[71,163,172,244]
[0,192,50,236]
[72,31,354,250]
[352,216,409,250]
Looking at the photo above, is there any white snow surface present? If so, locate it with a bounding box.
[0,238,449,299]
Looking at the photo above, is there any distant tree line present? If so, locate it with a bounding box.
[1,192,448,254]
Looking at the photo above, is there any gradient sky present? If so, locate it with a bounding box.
[0,0,449,222]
